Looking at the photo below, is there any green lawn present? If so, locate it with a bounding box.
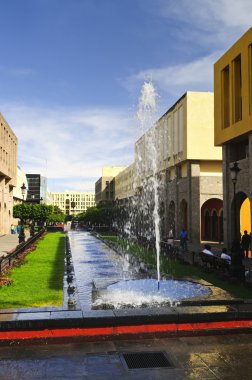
[0,232,65,308]
[100,234,252,299]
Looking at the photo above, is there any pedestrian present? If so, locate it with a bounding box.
[241,230,251,259]
[179,228,188,250]
[16,224,21,235]
[202,244,214,256]
[10,224,15,234]
[220,247,231,264]
[18,227,25,244]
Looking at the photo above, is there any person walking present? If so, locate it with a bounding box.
[180,228,188,251]
[241,230,251,259]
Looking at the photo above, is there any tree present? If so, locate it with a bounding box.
[13,203,66,225]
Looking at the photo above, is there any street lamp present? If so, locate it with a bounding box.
[30,194,35,237]
[229,161,244,281]
[20,183,26,226]
[230,162,241,241]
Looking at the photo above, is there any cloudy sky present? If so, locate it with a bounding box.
[1,0,252,192]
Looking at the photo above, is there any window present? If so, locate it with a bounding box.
[233,54,242,123]
[222,65,230,128]
[249,44,252,115]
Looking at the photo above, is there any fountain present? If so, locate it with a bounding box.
[67,82,211,311]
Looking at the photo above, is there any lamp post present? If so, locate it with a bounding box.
[20,183,27,227]
[30,194,35,237]
[230,162,241,240]
[229,161,244,281]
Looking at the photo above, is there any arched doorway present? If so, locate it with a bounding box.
[211,209,218,241]
[204,209,210,240]
[240,197,251,234]
[231,192,249,239]
[201,198,223,242]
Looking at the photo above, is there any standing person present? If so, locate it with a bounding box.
[10,224,15,234]
[16,223,21,235]
[18,227,25,244]
[241,230,251,259]
[180,228,188,251]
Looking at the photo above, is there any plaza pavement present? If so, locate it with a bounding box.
[0,231,30,258]
[0,333,251,379]
[0,233,20,257]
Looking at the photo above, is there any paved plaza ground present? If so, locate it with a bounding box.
[0,333,251,379]
[0,232,31,258]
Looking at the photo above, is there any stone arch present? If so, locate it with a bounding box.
[201,198,223,242]
[240,197,251,235]
[231,191,250,239]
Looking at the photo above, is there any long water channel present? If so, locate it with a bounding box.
[68,231,211,311]
[68,230,141,311]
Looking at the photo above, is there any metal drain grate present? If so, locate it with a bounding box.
[121,351,173,370]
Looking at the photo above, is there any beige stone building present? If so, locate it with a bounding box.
[50,191,96,215]
[95,167,126,205]
[114,164,135,201]
[114,92,223,245]
[0,113,18,234]
[214,27,252,248]
[159,92,223,243]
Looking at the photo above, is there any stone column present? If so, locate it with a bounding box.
[189,161,200,245]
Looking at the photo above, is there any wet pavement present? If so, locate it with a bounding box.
[0,333,251,379]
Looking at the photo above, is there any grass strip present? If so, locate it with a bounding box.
[100,234,252,299]
[0,232,65,308]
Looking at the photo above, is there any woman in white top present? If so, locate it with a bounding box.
[220,248,231,264]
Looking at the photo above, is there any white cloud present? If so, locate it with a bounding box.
[149,0,252,57]
[125,52,219,101]
[1,103,136,191]
[125,0,252,104]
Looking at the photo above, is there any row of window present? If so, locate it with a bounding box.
[221,45,252,128]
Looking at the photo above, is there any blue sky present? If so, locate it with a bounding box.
[1,0,252,192]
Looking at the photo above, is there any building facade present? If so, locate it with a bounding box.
[214,27,252,248]
[50,191,96,215]
[0,113,18,234]
[113,92,223,245]
[26,174,47,204]
[95,167,126,205]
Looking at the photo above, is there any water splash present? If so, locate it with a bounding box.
[92,279,211,309]
[135,81,161,287]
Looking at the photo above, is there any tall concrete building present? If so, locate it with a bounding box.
[26,174,47,204]
[0,113,18,234]
[50,191,96,215]
[214,27,252,248]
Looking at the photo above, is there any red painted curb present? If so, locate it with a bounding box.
[0,320,252,342]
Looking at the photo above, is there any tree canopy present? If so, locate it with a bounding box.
[13,203,65,225]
